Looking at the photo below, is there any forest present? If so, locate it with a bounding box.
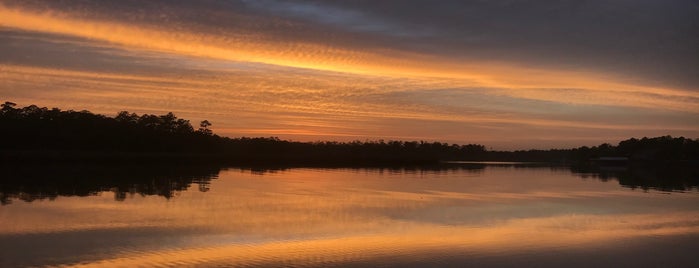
[2,101,698,164]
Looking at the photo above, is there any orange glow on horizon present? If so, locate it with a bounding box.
[2,62,698,149]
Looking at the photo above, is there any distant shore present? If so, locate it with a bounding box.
[2,101,698,165]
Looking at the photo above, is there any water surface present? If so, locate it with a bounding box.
[1,164,698,267]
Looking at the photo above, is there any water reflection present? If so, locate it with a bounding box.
[1,162,696,206]
[0,163,489,205]
[0,164,221,204]
[1,163,698,267]
[570,163,699,192]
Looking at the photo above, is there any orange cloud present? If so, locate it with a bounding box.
[2,3,697,112]
[2,63,697,149]
[2,4,698,148]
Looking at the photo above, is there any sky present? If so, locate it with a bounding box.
[1,0,698,149]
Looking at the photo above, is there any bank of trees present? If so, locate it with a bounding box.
[484,136,699,162]
[0,102,486,163]
[2,101,697,163]
[0,101,218,153]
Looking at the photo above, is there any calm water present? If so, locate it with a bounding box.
[1,163,698,267]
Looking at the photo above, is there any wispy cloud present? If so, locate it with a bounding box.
[1,1,697,148]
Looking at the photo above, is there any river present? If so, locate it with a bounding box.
[1,163,697,267]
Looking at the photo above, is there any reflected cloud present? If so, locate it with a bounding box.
[32,212,699,268]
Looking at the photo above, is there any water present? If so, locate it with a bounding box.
[1,163,698,267]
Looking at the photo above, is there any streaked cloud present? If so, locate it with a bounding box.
[1,0,697,148]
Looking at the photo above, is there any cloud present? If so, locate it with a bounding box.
[317,0,699,90]
[241,0,432,37]
[1,1,697,148]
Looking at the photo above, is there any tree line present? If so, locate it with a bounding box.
[486,136,699,162]
[1,101,697,164]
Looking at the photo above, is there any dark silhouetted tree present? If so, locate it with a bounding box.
[1,101,16,111]
[198,120,212,135]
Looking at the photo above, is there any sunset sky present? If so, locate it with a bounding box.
[1,0,697,149]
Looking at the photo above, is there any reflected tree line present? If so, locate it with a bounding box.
[0,164,221,205]
[0,163,490,205]
[1,162,696,205]
[571,163,699,192]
